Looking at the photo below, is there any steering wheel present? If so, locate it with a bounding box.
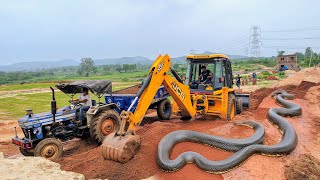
[69,100,82,109]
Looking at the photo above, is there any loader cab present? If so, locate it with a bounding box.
[185,54,233,93]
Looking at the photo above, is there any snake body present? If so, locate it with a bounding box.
[157,91,301,173]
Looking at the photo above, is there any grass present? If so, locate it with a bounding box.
[0,82,138,92]
[0,82,138,120]
[0,83,57,91]
[0,92,70,119]
[2,71,149,85]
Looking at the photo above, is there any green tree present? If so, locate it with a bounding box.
[131,64,137,71]
[102,65,111,72]
[277,51,285,56]
[173,63,180,70]
[115,64,122,72]
[305,47,312,58]
[122,64,130,72]
[78,57,96,77]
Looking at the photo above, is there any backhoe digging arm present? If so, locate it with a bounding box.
[121,54,196,132]
[101,54,196,163]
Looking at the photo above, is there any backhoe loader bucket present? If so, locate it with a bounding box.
[101,132,141,163]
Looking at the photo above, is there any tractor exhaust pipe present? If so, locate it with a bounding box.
[50,87,57,123]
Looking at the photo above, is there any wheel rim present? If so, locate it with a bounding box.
[101,118,116,135]
[41,144,58,159]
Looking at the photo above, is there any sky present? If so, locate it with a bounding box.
[0,0,319,64]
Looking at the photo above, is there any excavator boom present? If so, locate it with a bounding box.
[102,54,196,162]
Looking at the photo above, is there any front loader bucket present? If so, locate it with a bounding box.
[235,93,250,108]
[102,132,141,163]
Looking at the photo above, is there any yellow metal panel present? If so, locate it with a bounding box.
[186,54,229,59]
[163,75,196,118]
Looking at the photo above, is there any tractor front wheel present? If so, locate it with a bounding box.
[34,138,63,160]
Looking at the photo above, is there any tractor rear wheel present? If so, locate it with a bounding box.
[227,94,236,121]
[90,109,121,144]
[19,147,34,156]
[157,98,172,120]
[34,138,63,160]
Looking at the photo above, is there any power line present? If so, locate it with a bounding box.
[262,37,320,40]
[218,42,250,54]
[262,45,320,49]
[212,36,249,51]
[262,27,320,33]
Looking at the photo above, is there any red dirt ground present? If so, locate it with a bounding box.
[1,81,319,179]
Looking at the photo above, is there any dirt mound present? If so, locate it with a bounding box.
[113,84,141,94]
[266,75,278,80]
[275,67,320,87]
[0,152,84,179]
[285,154,320,180]
[249,87,276,110]
[249,81,318,110]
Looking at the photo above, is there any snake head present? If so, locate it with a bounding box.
[271,90,285,97]
[234,121,249,126]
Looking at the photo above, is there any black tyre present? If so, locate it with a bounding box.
[180,116,192,121]
[227,94,236,121]
[89,109,121,144]
[19,147,34,156]
[157,98,172,120]
[34,138,63,160]
[236,98,243,114]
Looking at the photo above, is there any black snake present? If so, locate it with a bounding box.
[157,90,302,173]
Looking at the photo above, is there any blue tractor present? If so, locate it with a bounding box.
[12,80,171,160]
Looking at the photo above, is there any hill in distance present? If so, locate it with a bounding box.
[94,56,151,65]
[0,59,79,72]
[0,53,249,72]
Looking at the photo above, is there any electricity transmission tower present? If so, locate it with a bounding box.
[249,26,262,58]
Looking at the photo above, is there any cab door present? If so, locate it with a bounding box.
[213,60,224,90]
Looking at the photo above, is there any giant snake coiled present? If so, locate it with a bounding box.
[157,90,302,173]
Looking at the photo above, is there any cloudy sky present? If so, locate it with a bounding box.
[0,0,319,64]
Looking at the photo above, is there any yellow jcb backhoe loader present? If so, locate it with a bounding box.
[101,54,249,163]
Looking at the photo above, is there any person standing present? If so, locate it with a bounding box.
[252,72,257,85]
[236,74,241,89]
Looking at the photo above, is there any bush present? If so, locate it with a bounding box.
[276,72,286,79]
[121,77,129,82]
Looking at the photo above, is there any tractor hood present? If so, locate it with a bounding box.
[18,106,75,128]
